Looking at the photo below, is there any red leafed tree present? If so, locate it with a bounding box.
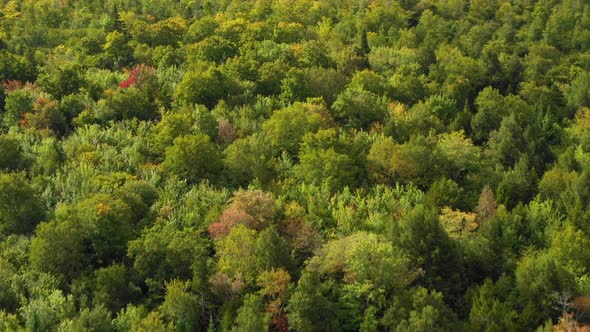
[208,190,276,240]
[119,64,156,89]
[209,272,244,300]
[208,208,254,240]
[257,268,291,332]
[2,80,23,93]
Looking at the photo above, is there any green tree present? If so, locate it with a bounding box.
[36,62,86,100]
[331,87,388,129]
[262,102,331,156]
[0,50,34,82]
[152,111,194,155]
[174,63,237,108]
[435,131,480,181]
[390,288,458,332]
[565,71,590,110]
[0,173,45,235]
[93,264,141,313]
[231,294,270,332]
[148,17,187,47]
[160,280,202,332]
[515,253,575,329]
[295,142,360,192]
[468,279,517,332]
[255,226,292,272]
[390,205,464,302]
[187,36,237,63]
[30,219,87,279]
[60,305,113,332]
[73,194,134,266]
[280,67,347,105]
[522,43,562,86]
[162,134,223,183]
[471,87,510,142]
[548,224,590,276]
[349,70,387,96]
[287,271,341,332]
[425,177,466,210]
[496,157,537,209]
[127,224,208,296]
[388,63,427,105]
[3,90,33,129]
[486,114,528,168]
[102,30,134,69]
[105,87,158,121]
[367,135,438,187]
[0,311,22,331]
[298,40,334,68]
[223,134,275,186]
[21,290,76,332]
[216,224,259,283]
[424,94,458,125]
[30,194,134,279]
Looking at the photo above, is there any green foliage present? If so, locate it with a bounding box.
[60,305,113,332]
[0,173,45,235]
[287,271,341,332]
[30,194,134,280]
[391,205,464,300]
[187,36,237,64]
[280,67,347,105]
[21,290,76,332]
[262,102,331,155]
[548,224,590,276]
[231,294,270,332]
[309,232,419,293]
[151,111,193,154]
[0,311,22,331]
[466,276,518,331]
[160,280,202,332]
[515,252,575,329]
[471,87,510,142]
[496,157,538,209]
[36,62,86,100]
[174,62,237,107]
[162,134,223,183]
[3,90,33,129]
[223,134,275,186]
[93,264,141,313]
[565,71,590,110]
[30,218,87,279]
[0,0,587,330]
[104,87,158,121]
[435,131,480,181]
[254,226,292,272]
[367,135,438,187]
[127,223,208,296]
[0,50,34,82]
[331,87,388,129]
[103,31,134,69]
[295,129,362,192]
[390,288,458,332]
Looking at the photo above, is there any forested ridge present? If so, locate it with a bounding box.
[0,0,589,330]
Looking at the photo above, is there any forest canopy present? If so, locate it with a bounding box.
[0,0,589,331]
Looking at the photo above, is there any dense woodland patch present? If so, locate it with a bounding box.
[0,0,589,330]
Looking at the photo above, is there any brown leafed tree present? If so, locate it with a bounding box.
[475,185,497,222]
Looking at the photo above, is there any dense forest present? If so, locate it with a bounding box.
[0,0,589,331]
